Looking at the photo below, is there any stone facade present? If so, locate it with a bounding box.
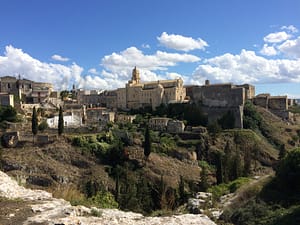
[149,117,185,133]
[186,81,255,128]
[149,117,171,131]
[253,94,294,120]
[117,67,186,110]
[85,107,115,124]
[0,76,53,104]
[116,114,136,123]
[0,93,14,107]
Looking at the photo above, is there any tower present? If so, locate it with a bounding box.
[131,66,140,84]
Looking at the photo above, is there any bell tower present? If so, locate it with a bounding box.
[131,66,140,84]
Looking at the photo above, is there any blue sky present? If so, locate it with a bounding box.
[0,0,299,98]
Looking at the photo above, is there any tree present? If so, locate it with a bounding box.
[178,175,186,205]
[32,106,38,142]
[276,148,300,190]
[144,125,151,159]
[216,151,224,184]
[60,90,69,100]
[0,106,17,122]
[58,106,64,136]
[38,120,48,132]
[279,144,287,160]
[199,165,210,191]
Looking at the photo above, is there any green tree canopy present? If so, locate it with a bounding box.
[276,148,300,190]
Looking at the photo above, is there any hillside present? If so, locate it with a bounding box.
[1,102,299,223]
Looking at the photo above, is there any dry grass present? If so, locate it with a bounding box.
[51,184,86,205]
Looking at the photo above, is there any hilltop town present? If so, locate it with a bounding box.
[0,68,300,225]
[0,67,297,135]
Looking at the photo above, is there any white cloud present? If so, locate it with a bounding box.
[260,44,278,56]
[263,31,290,43]
[278,36,300,58]
[101,46,200,84]
[0,45,115,90]
[191,49,300,85]
[88,68,99,75]
[281,25,298,33]
[51,54,70,62]
[142,44,150,49]
[157,32,208,52]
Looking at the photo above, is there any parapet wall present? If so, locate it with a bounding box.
[188,84,245,108]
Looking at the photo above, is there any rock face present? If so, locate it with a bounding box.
[0,171,216,225]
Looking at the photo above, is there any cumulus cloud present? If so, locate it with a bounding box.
[88,68,99,75]
[157,32,208,52]
[263,31,290,43]
[51,54,70,62]
[101,46,200,83]
[278,36,300,58]
[281,25,298,33]
[191,49,300,85]
[0,45,113,90]
[260,44,278,56]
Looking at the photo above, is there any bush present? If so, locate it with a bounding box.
[89,190,118,208]
[276,148,300,190]
[38,120,48,132]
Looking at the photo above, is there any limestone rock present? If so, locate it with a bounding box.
[0,171,216,225]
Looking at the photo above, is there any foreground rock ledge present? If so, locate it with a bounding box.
[0,171,216,225]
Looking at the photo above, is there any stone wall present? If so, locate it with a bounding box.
[202,106,244,128]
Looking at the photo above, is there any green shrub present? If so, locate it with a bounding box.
[89,190,118,208]
[38,120,48,132]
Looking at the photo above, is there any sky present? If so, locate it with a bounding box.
[0,0,300,98]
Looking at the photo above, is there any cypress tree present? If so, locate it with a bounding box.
[32,106,38,142]
[178,175,185,205]
[58,106,64,136]
[279,144,287,160]
[144,125,151,159]
[216,151,224,184]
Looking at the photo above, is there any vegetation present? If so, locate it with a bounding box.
[38,120,48,132]
[208,177,251,201]
[143,125,151,159]
[58,106,64,135]
[0,105,18,123]
[222,148,300,225]
[32,106,38,141]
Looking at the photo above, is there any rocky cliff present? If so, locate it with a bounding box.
[0,170,216,225]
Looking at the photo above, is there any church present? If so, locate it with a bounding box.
[116,67,186,110]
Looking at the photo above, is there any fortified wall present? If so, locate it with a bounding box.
[186,80,255,128]
[253,94,294,120]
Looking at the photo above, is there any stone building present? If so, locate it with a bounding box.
[85,107,115,125]
[186,81,255,128]
[116,67,186,110]
[149,117,185,133]
[0,93,14,107]
[253,94,294,120]
[0,76,53,104]
[116,114,136,123]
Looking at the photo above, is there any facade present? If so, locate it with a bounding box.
[186,81,255,128]
[85,107,115,124]
[47,111,82,128]
[116,114,136,123]
[0,93,14,107]
[116,67,186,110]
[149,117,185,133]
[149,117,171,131]
[0,76,53,104]
[253,94,294,120]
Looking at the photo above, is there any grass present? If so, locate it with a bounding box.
[208,177,251,202]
